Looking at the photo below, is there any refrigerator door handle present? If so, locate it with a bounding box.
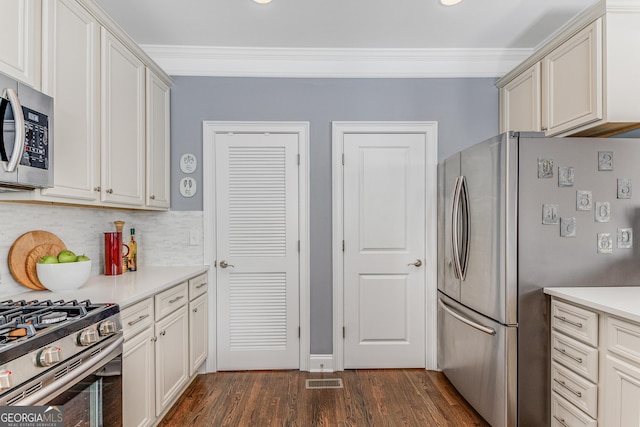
[438,298,496,336]
[451,176,463,280]
[458,175,470,281]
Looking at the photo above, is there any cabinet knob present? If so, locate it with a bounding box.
[160,330,166,336]
[193,308,198,313]
[150,195,156,200]
[106,188,113,194]
[94,186,101,192]
[151,336,157,342]
[541,126,548,131]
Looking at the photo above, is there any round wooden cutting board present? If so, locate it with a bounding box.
[8,231,66,290]
[25,243,65,290]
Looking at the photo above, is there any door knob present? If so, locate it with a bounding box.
[219,260,234,269]
[408,259,423,267]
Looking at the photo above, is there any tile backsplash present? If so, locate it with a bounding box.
[0,203,204,296]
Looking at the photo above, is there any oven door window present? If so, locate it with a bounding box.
[45,357,122,427]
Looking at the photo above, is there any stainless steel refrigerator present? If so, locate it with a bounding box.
[437,132,640,427]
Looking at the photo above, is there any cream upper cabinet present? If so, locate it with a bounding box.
[542,19,602,136]
[0,0,41,88]
[101,28,145,207]
[146,69,171,209]
[0,0,172,211]
[497,1,640,137]
[40,0,101,202]
[499,63,541,133]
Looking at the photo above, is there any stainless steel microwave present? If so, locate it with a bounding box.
[0,72,53,191]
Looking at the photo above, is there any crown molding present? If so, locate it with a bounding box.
[140,45,532,78]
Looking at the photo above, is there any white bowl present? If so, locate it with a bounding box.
[36,260,92,291]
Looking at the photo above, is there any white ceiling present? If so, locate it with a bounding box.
[95,0,598,50]
[93,0,600,77]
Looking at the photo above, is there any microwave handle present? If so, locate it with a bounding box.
[1,88,25,172]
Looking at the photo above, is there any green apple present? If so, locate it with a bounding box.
[57,250,77,263]
[39,255,59,264]
[76,255,90,262]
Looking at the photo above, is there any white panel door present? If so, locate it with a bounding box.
[343,132,426,368]
[216,132,299,370]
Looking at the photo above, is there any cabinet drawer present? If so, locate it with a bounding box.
[606,315,640,365]
[155,282,188,320]
[552,299,598,346]
[551,362,597,418]
[121,298,154,340]
[551,392,597,427]
[189,273,208,301]
[552,331,598,383]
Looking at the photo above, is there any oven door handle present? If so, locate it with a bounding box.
[1,88,25,172]
[17,335,124,406]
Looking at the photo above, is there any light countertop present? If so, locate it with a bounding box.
[544,286,640,324]
[5,266,209,309]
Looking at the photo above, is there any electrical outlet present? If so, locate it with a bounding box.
[189,230,201,246]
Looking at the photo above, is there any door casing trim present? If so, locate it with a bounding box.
[203,121,310,372]
[331,121,438,371]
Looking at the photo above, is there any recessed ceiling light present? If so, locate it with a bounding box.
[440,0,463,5]
[253,0,272,3]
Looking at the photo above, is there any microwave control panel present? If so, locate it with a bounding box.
[20,106,49,170]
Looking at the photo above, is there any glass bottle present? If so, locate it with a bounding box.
[128,228,138,272]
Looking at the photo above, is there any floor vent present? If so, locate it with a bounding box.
[305,378,343,389]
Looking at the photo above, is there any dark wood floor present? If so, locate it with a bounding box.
[158,369,490,426]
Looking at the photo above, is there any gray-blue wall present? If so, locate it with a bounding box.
[170,76,499,354]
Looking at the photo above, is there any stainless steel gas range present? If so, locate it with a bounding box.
[0,299,123,425]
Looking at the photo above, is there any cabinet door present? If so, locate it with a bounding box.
[0,0,40,87]
[603,355,640,427]
[123,327,156,427]
[101,28,145,206]
[499,63,541,133]
[145,69,170,209]
[155,305,189,416]
[40,0,100,202]
[542,19,603,136]
[189,293,208,376]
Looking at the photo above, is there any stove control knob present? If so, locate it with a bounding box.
[37,347,62,367]
[99,320,117,336]
[78,329,99,346]
[0,370,13,390]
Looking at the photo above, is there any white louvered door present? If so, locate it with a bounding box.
[216,132,300,370]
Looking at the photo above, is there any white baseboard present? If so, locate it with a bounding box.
[308,354,335,372]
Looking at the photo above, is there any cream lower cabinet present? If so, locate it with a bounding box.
[122,297,155,427]
[602,315,640,426]
[155,305,189,416]
[0,0,41,88]
[123,326,155,427]
[550,299,599,426]
[123,276,207,427]
[188,273,209,376]
[550,297,640,426]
